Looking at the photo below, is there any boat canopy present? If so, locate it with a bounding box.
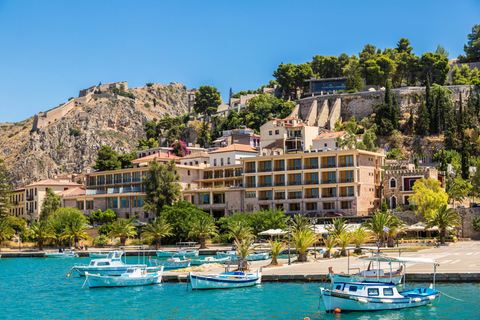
[357,256,439,266]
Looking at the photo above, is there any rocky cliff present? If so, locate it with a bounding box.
[0,82,191,187]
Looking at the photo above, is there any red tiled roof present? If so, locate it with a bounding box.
[132,152,181,164]
[313,131,346,140]
[58,187,85,196]
[208,144,258,154]
[25,179,82,188]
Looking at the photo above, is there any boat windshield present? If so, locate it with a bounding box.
[107,251,123,260]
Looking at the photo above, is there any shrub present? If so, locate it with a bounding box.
[92,235,108,247]
[171,140,189,157]
[146,83,154,87]
[144,103,150,108]
[40,145,45,151]
[70,129,80,136]
[381,202,388,213]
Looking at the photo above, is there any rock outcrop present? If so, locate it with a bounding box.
[0,82,191,187]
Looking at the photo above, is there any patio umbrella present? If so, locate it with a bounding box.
[258,229,288,236]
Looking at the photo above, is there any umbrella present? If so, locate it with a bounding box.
[258,229,288,236]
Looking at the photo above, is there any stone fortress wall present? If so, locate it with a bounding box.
[296,85,472,127]
[31,81,128,132]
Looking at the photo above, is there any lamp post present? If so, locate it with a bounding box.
[285,217,292,265]
[311,218,317,258]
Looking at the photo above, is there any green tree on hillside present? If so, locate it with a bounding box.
[396,38,413,54]
[93,146,121,171]
[418,52,450,85]
[194,86,222,119]
[142,159,182,216]
[461,24,480,62]
[0,159,12,217]
[39,187,61,221]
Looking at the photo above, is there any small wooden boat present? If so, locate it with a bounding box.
[89,252,109,258]
[148,257,191,269]
[216,251,268,261]
[45,250,78,258]
[85,267,163,288]
[189,270,262,290]
[190,256,230,266]
[320,282,439,312]
[156,249,199,258]
[69,251,147,276]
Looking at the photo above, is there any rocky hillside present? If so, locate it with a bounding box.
[0,82,191,187]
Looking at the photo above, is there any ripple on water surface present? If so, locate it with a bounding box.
[0,257,479,319]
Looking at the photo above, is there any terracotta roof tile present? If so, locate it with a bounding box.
[208,144,258,154]
[313,131,346,140]
[132,152,181,164]
[182,151,209,159]
[58,187,85,196]
[25,179,82,188]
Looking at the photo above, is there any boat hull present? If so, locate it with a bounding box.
[330,273,403,284]
[156,250,199,258]
[86,273,162,288]
[151,260,191,269]
[190,257,230,266]
[73,264,147,276]
[321,289,439,312]
[216,252,268,261]
[45,253,77,258]
[190,273,261,290]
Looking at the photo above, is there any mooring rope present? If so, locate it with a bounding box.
[439,291,464,302]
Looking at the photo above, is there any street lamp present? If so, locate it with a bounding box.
[285,217,292,265]
[311,218,317,258]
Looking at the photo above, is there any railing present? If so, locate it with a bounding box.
[339,178,354,183]
[106,187,142,194]
[274,181,286,186]
[305,194,319,199]
[86,189,106,195]
[288,181,302,186]
[288,166,302,171]
[305,180,319,185]
[304,165,319,169]
[258,182,272,187]
[245,169,256,173]
[339,194,355,197]
[275,195,286,200]
[323,164,337,168]
[289,195,303,199]
[258,168,272,173]
[245,184,256,188]
[322,194,336,198]
[259,197,273,201]
[274,167,285,171]
[322,180,336,184]
[203,175,213,179]
[26,195,34,201]
[339,163,354,167]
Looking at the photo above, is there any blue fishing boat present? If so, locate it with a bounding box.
[189,270,262,290]
[148,257,191,269]
[216,251,268,261]
[320,256,440,312]
[156,249,199,258]
[190,256,230,266]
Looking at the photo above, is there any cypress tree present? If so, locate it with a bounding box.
[458,93,464,136]
[443,105,456,150]
[391,92,399,130]
[459,93,470,179]
[425,76,434,133]
[416,102,430,136]
[408,108,414,134]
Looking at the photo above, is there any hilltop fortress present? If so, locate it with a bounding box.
[31,81,128,132]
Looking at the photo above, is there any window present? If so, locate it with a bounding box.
[213,193,225,204]
[246,192,256,198]
[368,288,379,296]
[190,162,193,166]
[327,157,335,168]
[97,262,110,266]
[269,131,272,135]
[275,130,279,135]
[324,202,334,210]
[328,172,336,183]
[123,173,131,183]
[289,203,300,211]
[120,197,129,208]
[311,188,319,198]
[227,157,231,165]
[108,198,118,209]
[106,175,113,184]
[77,201,84,210]
[200,193,210,204]
[133,172,141,182]
[133,197,145,207]
[349,286,358,292]
[383,288,394,296]
[335,284,342,290]
[86,201,94,210]
[247,205,254,212]
[188,170,191,176]
[114,174,122,184]
[294,159,301,169]
[214,159,217,166]
[390,178,397,188]
[306,202,317,211]
[324,143,327,147]
[144,212,149,219]
[341,201,352,209]
[97,176,105,185]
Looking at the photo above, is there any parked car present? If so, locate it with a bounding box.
[325,212,343,217]
[457,205,466,208]
[470,203,480,208]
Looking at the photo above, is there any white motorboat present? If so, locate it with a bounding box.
[320,282,439,312]
[69,251,148,276]
[328,264,404,284]
[190,256,230,266]
[216,251,268,261]
[156,249,199,258]
[85,267,164,288]
[320,256,441,312]
[189,270,262,290]
[148,257,191,269]
[45,250,78,258]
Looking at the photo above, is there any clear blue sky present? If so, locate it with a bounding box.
[0,0,479,123]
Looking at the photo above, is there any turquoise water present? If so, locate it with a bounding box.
[1,257,479,319]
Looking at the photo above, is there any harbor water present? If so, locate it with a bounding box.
[0,257,479,319]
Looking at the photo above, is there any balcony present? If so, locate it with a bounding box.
[274,167,285,171]
[258,168,272,173]
[259,197,273,201]
[339,178,355,183]
[245,184,256,188]
[322,180,337,184]
[339,163,354,167]
[400,186,413,191]
[26,195,34,201]
[274,181,285,186]
[245,169,256,173]
[289,195,303,200]
[288,166,302,171]
[106,187,142,194]
[322,194,336,198]
[339,194,355,197]
[305,194,319,199]
[305,180,319,185]
[86,189,106,195]
[275,195,286,200]
[288,181,303,186]
[258,182,273,187]
[304,165,319,169]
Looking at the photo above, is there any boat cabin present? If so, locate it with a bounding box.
[332,282,404,299]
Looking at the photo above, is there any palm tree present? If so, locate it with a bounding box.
[235,238,255,270]
[268,240,287,266]
[351,226,374,254]
[188,216,217,249]
[426,204,460,244]
[0,219,15,251]
[336,231,354,257]
[227,220,253,243]
[291,229,318,262]
[108,219,137,246]
[62,216,91,249]
[362,211,405,247]
[291,214,311,232]
[323,235,337,258]
[141,217,173,250]
[30,221,55,251]
[326,218,348,237]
